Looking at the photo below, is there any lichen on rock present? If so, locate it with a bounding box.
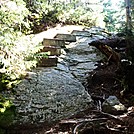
[12,68,92,125]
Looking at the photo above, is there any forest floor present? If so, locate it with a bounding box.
[36,26,134,134]
[23,47,134,133]
[9,63,134,134]
[40,64,134,134]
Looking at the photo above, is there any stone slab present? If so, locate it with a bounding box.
[40,46,61,56]
[11,69,92,126]
[71,30,91,37]
[43,38,67,47]
[54,33,76,42]
[37,56,58,67]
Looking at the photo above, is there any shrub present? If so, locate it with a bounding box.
[58,4,96,26]
[0,0,43,89]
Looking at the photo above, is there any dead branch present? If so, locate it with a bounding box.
[106,124,133,134]
[92,110,123,121]
[88,41,121,66]
[73,123,83,134]
[60,117,108,124]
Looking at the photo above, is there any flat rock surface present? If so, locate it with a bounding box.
[5,25,104,131]
[12,68,91,125]
[9,25,133,134]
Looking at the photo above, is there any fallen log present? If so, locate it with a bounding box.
[89,40,121,66]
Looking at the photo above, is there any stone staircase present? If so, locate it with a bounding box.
[4,25,106,133]
[37,34,76,67]
[37,26,92,67]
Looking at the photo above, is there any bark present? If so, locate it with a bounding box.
[125,0,132,33]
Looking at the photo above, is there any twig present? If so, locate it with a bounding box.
[73,123,83,134]
[72,118,107,134]
[60,117,107,124]
[106,124,133,134]
[92,110,123,121]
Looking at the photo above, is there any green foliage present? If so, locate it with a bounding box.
[59,6,95,26]
[26,1,61,33]
[55,1,95,26]
[24,0,97,33]
[0,35,43,89]
[35,51,50,59]
[0,96,15,128]
[0,0,31,34]
[102,0,119,32]
[100,0,134,34]
[115,0,131,34]
[0,100,15,128]
[0,0,43,89]
[0,129,5,134]
[0,99,13,113]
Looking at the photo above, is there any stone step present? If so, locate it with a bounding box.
[40,46,61,56]
[54,33,76,42]
[37,56,58,67]
[43,38,67,47]
[71,30,91,37]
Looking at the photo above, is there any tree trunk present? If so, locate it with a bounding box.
[125,0,132,34]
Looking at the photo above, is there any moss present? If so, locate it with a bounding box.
[0,128,6,134]
[0,106,16,128]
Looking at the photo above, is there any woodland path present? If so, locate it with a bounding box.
[4,25,106,134]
